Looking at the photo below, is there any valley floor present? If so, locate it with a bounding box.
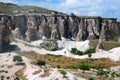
[0,40,120,80]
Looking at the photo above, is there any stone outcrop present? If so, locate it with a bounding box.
[0,13,119,43]
[0,13,119,52]
[40,40,58,51]
[10,14,118,42]
[12,15,27,39]
[0,15,11,52]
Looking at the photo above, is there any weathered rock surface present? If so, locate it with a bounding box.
[0,13,119,50]
[40,40,58,51]
[9,14,119,42]
[0,15,11,52]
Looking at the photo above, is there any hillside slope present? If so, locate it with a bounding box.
[0,2,57,15]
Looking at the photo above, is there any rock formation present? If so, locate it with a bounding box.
[0,13,119,44]
[0,13,119,53]
[10,14,119,42]
[0,15,11,52]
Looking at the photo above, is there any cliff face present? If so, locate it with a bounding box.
[10,14,118,42]
[0,13,119,52]
[0,15,11,52]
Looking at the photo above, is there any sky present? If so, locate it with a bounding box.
[0,0,120,21]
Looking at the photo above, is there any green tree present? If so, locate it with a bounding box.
[13,55,23,63]
[71,48,77,53]
[60,70,67,78]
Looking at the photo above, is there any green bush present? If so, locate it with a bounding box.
[51,47,58,51]
[79,61,90,70]
[88,53,92,58]
[88,78,95,80]
[14,77,20,80]
[76,50,83,55]
[13,56,23,62]
[36,60,46,66]
[71,48,95,56]
[60,70,67,78]
[84,48,95,54]
[71,48,77,53]
[96,68,110,76]
[57,65,61,68]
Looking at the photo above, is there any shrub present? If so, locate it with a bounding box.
[36,60,46,66]
[6,76,10,79]
[51,47,58,51]
[88,53,92,58]
[14,77,20,80]
[45,53,62,57]
[13,56,23,62]
[79,61,90,70]
[60,70,67,78]
[84,48,95,54]
[1,76,4,80]
[71,48,77,53]
[96,68,110,76]
[76,50,83,55]
[57,65,61,68]
[71,48,95,56]
[88,78,95,80]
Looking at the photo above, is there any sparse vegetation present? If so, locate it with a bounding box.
[36,60,46,66]
[79,61,90,70]
[90,40,120,50]
[0,2,53,15]
[88,78,95,80]
[15,67,27,80]
[14,77,20,80]
[40,69,50,77]
[107,30,118,41]
[95,68,120,78]
[1,76,4,80]
[13,55,23,62]
[17,51,120,69]
[60,70,67,78]
[70,48,95,56]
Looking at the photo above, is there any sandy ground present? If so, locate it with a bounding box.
[0,52,86,80]
[0,52,23,79]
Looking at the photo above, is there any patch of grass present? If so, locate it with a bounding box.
[90,40,120,50]
[78,61,90,70]
[40,69,50,77]
[17,51,120,69]
[107,30,118,41]
[17,51,81,69]
[95,68,120,78]
[33,70,41,75]
[84,48,95,54]
[78,58,120,69]
[45,53,62,57]
[15,67,27,80]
